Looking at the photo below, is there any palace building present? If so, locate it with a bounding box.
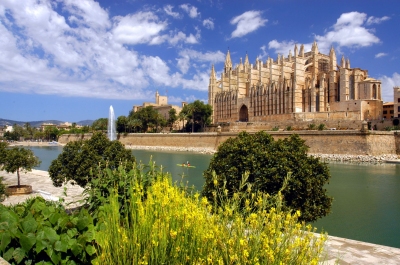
[208,41,382,127]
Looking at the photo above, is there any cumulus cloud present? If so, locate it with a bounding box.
[0,0,209,101]
[366,15,390,25]
[176,49,225,74]
[112,12,167,45]
[380,72,400,102]
[164,5,180,18]
[269,12,381,55]
[230,10,267,38]
[203,18,214,29]
[375,52,388,58]
[180,4,199,18]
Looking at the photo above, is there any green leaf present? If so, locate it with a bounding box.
[49,212,61,226]
[13,247,26,264]
[67,228,78,238]
[20,233,36,253]
[71,243,82,257]
[85,245,96,256]
[76,217,88,231]
[43,227,60,243]
[22,216,38,233]
[54,240,68,253]
[3,247,14,261]
[0,230,11,253]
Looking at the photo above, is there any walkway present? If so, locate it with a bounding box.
[1,170,400,264]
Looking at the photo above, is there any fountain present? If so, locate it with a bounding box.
[108,105,116,141]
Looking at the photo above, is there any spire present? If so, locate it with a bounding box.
[346,58,351,69]
[289,50,292,61]
[329,45,336,56]
[210,64,216,80]
[312,40,319,54]
[294,44,298,57]
[224,50,232,70]
[300,44,304,57]
[329,46,337,71]
[340,55,345,68]
[244,52,249,65]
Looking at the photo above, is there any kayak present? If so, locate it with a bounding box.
[177,164,196,168]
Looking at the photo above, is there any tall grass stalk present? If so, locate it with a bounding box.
[94,172,327,264]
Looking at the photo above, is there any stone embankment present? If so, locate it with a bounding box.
[311,153,399,163]
[126,145,399,163]
[126,145,216,155]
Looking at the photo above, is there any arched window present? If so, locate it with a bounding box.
[373,84,377,99]
[349,75,355,100]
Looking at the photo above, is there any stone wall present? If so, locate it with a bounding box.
[58,131,399,156]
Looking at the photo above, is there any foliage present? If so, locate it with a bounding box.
[0,141,8,165]
[1,147,41,187]
[84,158,167,217]
[202,131,332,222]
[116,116,128,133]
[308,123,316,130]
[167,108,178,128]
[0,176,7,202]
[272,126,279,131]
[318,123,326,131]
[92,118,108,131]
[180,100,212,132]
[44,126,60,141]
[129,106,166,133]
[286,125,293,131]
[93,170,327,264]
[49,132,135,188]
[0,197,97,264]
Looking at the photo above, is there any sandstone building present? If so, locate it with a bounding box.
[208,42,382,128]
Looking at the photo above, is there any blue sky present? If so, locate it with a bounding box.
[0,0,399,122]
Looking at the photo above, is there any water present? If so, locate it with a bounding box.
[108,105,116,141]
[29,147,400,248]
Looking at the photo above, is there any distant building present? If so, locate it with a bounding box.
[394,87,400,118]
[208,42,382,125]
[383,102,394,120]
[133,91,187,130]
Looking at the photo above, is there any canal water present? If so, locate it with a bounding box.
[28,146,400,248]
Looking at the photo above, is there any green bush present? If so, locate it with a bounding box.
[308,123,316,130]
[49,132,135,188]
[202,131,332,222]
[286,125,293,131]
[0,197,96,264]
[318,123,326,131]
[0,176,7,202]
[272,126,279,131]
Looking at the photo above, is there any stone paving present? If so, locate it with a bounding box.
[1,170,400,264]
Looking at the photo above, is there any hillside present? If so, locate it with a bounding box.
[0,118,94,127]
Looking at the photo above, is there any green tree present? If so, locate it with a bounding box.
[129,106,165,133]
[92,118,108,131]
[0,142,8,165]
[116,115,128,133]
[202,131,332,222]
[43,126,59,141]
[48,132,136,188]
[180,100,212,132]
[1,147,41,187]
[167,108,178,129]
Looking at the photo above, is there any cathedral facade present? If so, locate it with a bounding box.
[208,42,382,126]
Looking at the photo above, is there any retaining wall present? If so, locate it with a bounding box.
[58,131,400,156]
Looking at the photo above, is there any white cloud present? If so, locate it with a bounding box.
[112,12,167,45]
[63,0,110,29]
[269,12,381,55]
[164,5,180,18]
[180,4,199,18]
[375,52,388,58]
[366,15,390,25]
[380,72,400,102]
[203,18,214,29]
[258,45,268,60]
[176,49,225,74]
[230,10,267,38]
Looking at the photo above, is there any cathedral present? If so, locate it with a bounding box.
[208,41,382,126]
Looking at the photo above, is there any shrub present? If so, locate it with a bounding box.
[308,123,316,130]
[286,125,293,131]
[0,176,7,202]
[0,197,96,264]
[272,126,279,131]
[93,170,327,264]
[202,131,332,222]
[49,132,135,188]
[318,123,326,131]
